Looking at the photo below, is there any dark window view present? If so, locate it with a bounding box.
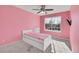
[44,16,61,32]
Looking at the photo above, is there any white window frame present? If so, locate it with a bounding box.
[44,16,61,32]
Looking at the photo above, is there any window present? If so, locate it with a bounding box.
[44,16,61,32]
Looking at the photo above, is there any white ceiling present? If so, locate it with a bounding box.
[15,5,71,16]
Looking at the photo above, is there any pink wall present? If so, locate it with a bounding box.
[0,6,40,45]
[40,11,70,40]
[70,6,79,52]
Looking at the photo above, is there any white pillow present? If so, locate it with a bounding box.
[34,28,40,33]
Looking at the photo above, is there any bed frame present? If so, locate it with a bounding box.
[22,29,52,52]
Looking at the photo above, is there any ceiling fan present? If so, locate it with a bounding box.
[32,5,54,14]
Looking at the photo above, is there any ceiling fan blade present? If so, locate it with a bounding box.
[45,9,54,11]
[37,10,42,14]
[32,9,40,10]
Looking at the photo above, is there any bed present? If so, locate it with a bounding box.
[22,29,52,52]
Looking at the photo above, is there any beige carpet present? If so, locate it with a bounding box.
[51,40,71,53]
[0,40,71,53]
[0,40,43,53]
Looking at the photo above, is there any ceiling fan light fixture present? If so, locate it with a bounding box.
[40,11,45,14]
